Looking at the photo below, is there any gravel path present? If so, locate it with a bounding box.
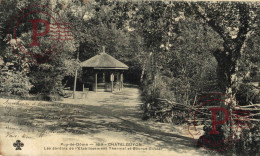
[0,86,216,156]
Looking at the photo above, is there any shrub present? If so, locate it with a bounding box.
[235,123,260,156]
[236,83,260,105]
[0,71,33,97]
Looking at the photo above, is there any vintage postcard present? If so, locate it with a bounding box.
[0,0,259,156]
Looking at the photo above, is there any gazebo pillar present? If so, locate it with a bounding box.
[110,73,114,93]
[82,69,84,92]
[95,73,97,92]
[117,72,120,91]
[102,72,105,83]
[120,73,124,90]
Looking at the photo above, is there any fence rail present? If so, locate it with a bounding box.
[155,98,260,124]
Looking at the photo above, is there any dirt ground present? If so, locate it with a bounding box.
[0,86,219,156]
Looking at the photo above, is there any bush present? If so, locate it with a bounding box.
[0,71,33,97]
[236,84,260,105]
[235,123,260,156]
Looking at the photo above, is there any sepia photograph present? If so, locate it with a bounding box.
[0,0,259,155]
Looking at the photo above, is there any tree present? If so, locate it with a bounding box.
[0,0,78,96]
[190,2,259,99]
[187,2,260,151]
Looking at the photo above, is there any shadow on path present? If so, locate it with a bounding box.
[0,86,209,154]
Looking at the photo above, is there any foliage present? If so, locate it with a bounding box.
[236,84,260,105]
[0,0,78,96]
[0,71,32,96]
[234,123,260,156]
[28,57,79,95]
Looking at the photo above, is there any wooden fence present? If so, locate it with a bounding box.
[154,98,260,125]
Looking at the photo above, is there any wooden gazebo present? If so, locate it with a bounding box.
[80,49,128,92]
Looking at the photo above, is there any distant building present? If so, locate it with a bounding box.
[80,48,128,92]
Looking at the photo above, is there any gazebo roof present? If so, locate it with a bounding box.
[80,52,129,70]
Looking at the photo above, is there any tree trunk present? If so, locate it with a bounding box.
[140,64,146,84]
[213,46,241,148]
